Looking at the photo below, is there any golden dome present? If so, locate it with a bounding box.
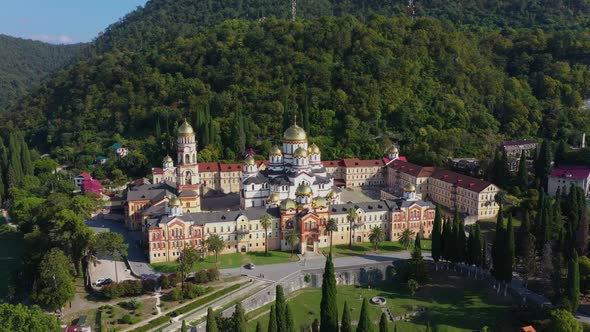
[308,143,320,155]
[295,183,313,197]
[283,124,307,141]
[312,196,328,208]
[270,145,282,156]
[325,190,335,198]
[269,192,281,202]
[280,198,297,211]
[388,145,399,154]
[163,155,173,163]
[294,146,308,158]
[169,196,182,206]
[178,120,195,137]
[403,183,416,192]
[244,155,256,166]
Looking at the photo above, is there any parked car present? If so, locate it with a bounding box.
[246,263,255,270]
[96,278,113,287]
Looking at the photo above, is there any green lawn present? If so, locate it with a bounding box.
[151,250,299,272]
[477,217,522,243]
[0,231,23,299]
[247,272,515,332]
[324,240,432,258]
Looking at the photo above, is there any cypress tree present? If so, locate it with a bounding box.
[441,217,449,262]
[473,223,483,268]
[456,218,467,264]
[181,320,187,332]
[341,301,352,332]
[466,224,477,266]
[414,232,422,258]
[285,304,295,332]
[482,239,488,270]
[568,185,580,231]
[379,312,388,332]
[256,322,262,332]
[206,307,218,332]
[534,139,552,185]
[502,215,515,292]
[576,206,588,256]
[431,205,442,264]
[566,250,581,312]
[516,151,528,190]
[20,136,33,176]
[492,207,505,283]
[268,305,277,332]
[232,302,247,332]
[517,210,531,257]
[356,298,371,332]
[275,285,286,331]
[554,139,568,166]
[320,254,338,332]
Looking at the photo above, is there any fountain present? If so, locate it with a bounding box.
[370,296,387,305]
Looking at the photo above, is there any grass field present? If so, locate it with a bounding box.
[247,272,515,332]
[0,230,24,299]
[151,250,299,272]
[324,240,432,258]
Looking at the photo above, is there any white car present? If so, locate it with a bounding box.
[246,263,255,270]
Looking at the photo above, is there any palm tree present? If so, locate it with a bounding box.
[326,218,338,254]
[369,226,384,251]
[205,234,225,263]
[347,207,357,248]
[398,229,414,249]
[259,213,273,255]
[285,229,300,257]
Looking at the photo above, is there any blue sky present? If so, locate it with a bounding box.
[0,0,148,44]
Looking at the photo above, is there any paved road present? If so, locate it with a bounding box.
[220,251,414,282]
[87,217,158,279]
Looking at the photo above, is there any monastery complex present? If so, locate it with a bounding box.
[126,120,500,263]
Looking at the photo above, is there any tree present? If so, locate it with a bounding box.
[516,210,531,257]
[369,226,384,251]
[379,312,388,332]
[0,303,61,332]
[260,213,273,255]
[206,234,224,263]
[547,309,582,332]
[356,297,372,332]
[275,285,287,332]
[285,229,300,257]
[398,228,414,249]
[566,251,580,312]
[181,320,187,332]
[492,207,505,287]
[347,208,357,248]
[206,307,218,332]
[341,301,352,332]
[517,232,537,288]
[256,322,262,332]
[177,246,199,293]
[516,151,529,191]
[32,248,75,310]
[320,254,338,332]
[431,205,443,267]
[232,302,247,332]
[534,139,552,186]
[502,215,515,295]
[454,214,467,264]
[285,304,295,332]
[268,305,277,332]
[579,256,590,297]
[467,223,482,267]
[576,206,588,256]
[554,139,569,167]
[407,279,419,297]
[442,217,454,263]
[326,218,338,253]
[93,232,128,282]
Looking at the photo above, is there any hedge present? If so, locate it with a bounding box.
[131,282,246,332]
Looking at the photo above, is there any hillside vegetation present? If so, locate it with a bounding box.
[0,35,85,110]
[3,16,590,174]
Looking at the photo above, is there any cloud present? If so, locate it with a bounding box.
[29,34,75,44]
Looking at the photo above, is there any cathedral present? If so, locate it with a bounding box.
[239,119,341,209]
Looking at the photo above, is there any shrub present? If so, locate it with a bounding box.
[121,314,136,324]
[207,268,219,281]
[304,274,311,283]
[101,280,145,299]
[196,270,209,283]
[159,275,172,289]
[183,283,207,299]
[127,298,143,310]
[142,279,157,292]
[169,288,183,301]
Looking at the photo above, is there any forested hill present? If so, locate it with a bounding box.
[87,0,590,56]
[0,35,85,110]
[4,16,590,175]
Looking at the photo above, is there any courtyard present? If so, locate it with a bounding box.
[246,271,517,332]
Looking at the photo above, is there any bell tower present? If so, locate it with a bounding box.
[176,119,199,191]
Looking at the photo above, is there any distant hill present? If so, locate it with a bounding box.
[0,35,85,110]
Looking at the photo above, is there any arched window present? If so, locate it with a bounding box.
[185,171,192,184]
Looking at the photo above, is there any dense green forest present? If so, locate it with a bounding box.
[87,0,590,55]
[0,35,85,110]
[3,15,590,174]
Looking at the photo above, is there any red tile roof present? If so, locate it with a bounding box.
[430,168,493,193]
[219,163,243,172]
[341,158,384,167]
[198,162,220,172]
[389,160,434,178]
[322,160,345,167]
[550,165,590,180]
[519,326,536,332]
[151,167,164,175]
